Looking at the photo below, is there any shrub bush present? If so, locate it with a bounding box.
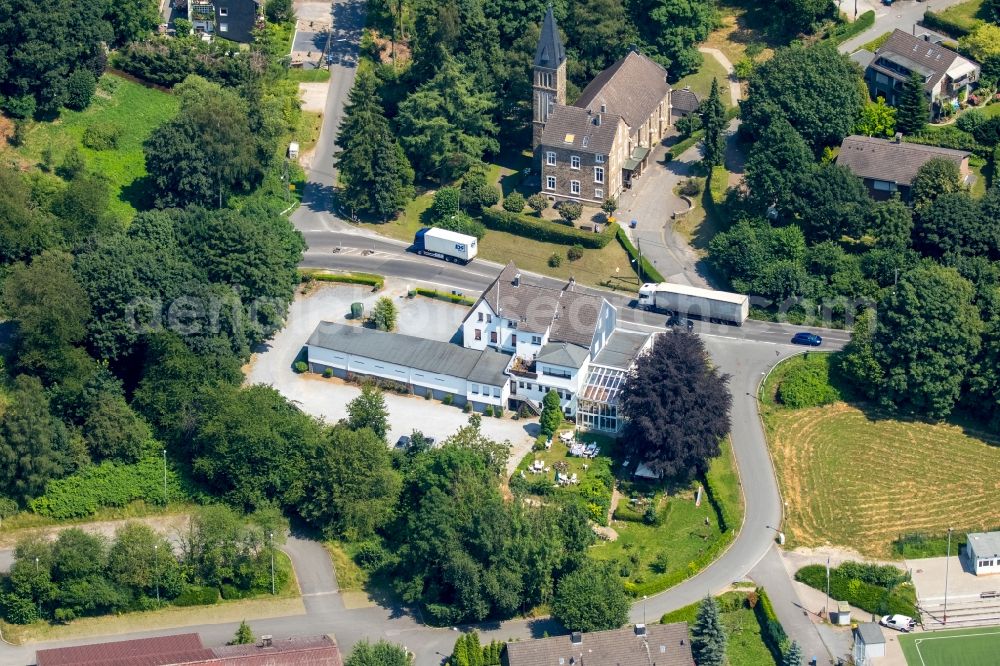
[905,127,990,157]
[612,504,645,523]
[956,109,987,134]
[414,287,475,305]
[484,405,493,416]
[502,192,526,213]
[436,211,486,240]
[355,541,390,571]
[567,244,584,261]
[463,402,473,413]
[480,208,617,248]
[173,586,220,607]
[322,368,333,378]
[82,123,123,151]
[556,200,583,223]
[309,272,385,290]
[527,193,549,215]
[64,70,97,111]
[777,355,840,408]
[220,584,249,600]
[922,9,974,38]
[679,178,701,196]
[293,361,308,373]
[795,563,917,616]
[442,394,453,406]
[548,253,563,267]
[753,587,788,663]
[892,531,976,558]
[650,552,670,574]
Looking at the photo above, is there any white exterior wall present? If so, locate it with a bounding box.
[968,540,1000,575]
[514,330,547,358]
[307,344,505,407]
[516,361,588,415]
[589,301,618,356]
[463,301,499,350]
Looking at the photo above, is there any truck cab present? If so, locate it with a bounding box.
[637,283,659,309]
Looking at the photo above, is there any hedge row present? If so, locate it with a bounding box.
[700,470,738,535]
[753,586,789,663]
[415,287,476,306]
[616,227,664,284]
[664,130,704,162]
[904,127,992,158]
[795,563,918,617]
[921,9,974,38]
[480,208,617,249]
[892,531,978,558]
[824,10,875,45]
[29,455,188,519]
[305,271,385,290]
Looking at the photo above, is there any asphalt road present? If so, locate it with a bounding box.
[837,0,974,54]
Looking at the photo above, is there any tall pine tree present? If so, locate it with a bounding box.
[335,69,414,220]
[701,77,727,167]
[783,640,804,666]
[896,71,928,135]
[691,595,727,666]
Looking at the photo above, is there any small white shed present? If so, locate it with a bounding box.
[967,532,1000,575]
[288,142,300,159]
[854,622,885,664]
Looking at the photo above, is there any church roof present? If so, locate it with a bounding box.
[575,51,670,131]
[534,6,565,69]
[539,104,621,155]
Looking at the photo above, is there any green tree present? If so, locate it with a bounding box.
[83,395,152,463]
[345,640,410,666]
[784,640,804,666]
[460,168,500,212]
[867,197,913,251]
[556,201,582,223]
[839,309,884,400]
[741,42,866,151]
[372,296,398,331]
[106,522,181,598]
[397,57,499,182]
[777,0,834,35]
[105,0,160,47]
[430,186,462,221]
[0,166,57,263]
[527,193,549,216]
[959,24,1000,86]
[302,425,401,539]
[265,0,294,23]
[854,97,896,138]
[631,0,718,78]
[502,192,525,213]
[700,77,726,167]
[896,71,928,135]
[347,383,390,439]
[601,197,618,216]
[563,0,637,83]
[551,561,629,632]
[874,263,982,418]
[230,620,255,645]
[335,69,414,221]
[743,117,814,214]
[64,70,97,111]
[691,594,727,666]
[540,389,562,437]
[910,158,963,210]
[144,76,267,208]
[915,191,990,258]
[790,163,872,242]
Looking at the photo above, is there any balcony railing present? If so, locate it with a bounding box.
[507,356,538,379]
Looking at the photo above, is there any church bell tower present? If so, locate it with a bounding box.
[532,6,566,149]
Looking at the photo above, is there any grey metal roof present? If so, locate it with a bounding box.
[836,135,969,186]
[575,51,671,132]
[475,263,608,348]
[671,88,700,113]
[593,330,650,369]
[855,622,885,645]
[539,104,621,155]
[536,342,590,368]
[872,29,962,92]
[968,531,1000,558]
[534,6,565,69]
[505,623,694,666]
[307,322,509,387]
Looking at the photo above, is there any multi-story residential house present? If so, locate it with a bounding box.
[188,0,259,43]
[532,8,672,204]
[856,29,980,120]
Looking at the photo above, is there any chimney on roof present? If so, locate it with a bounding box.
[635,624,647,636]
[513,272,521,287]
[894,132,902,143]
[261,635,273,648]
[571,632,583,645]
[594,114,601,126]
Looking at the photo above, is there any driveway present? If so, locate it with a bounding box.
[837,0,974,54]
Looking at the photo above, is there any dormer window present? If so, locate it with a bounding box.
[600,103,606,113]
[582,136,589,148]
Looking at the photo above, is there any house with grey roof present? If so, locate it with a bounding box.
[967,531,1000,575]
[863,29,979,120]
[461,263,651,431]
[188,0,260,43]
[504,623,694,666]
[836,134,971,201]
[532,8,672,204]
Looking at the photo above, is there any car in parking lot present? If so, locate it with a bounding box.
[880,614,916,632]
[791,332,823,346]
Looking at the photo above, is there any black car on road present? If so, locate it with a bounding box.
[791,332,822,346]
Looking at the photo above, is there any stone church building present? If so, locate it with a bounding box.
[532,8,672,205]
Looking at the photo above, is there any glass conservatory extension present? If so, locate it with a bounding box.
[577,365,627,432]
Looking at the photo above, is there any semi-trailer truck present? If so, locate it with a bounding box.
[638,282,749,326]
[415,227,478,264]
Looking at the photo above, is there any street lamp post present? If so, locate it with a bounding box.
[269,532,276,596]
[162,449,168,507]
[944,527,953,625]
[154,544,160,604]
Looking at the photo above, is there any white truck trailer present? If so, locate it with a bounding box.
[415,227,478,264]
[638,282,749,326]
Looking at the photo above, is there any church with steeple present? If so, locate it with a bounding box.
[531,7,673,205]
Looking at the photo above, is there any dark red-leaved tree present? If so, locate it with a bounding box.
[620,332,732,479]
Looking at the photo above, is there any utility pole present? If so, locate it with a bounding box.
[269,532,276,595]
[154,544,160,604]
[162,449,168,507]
[637,238,644,283]
[944,527,953,625]
[825,557,831,621]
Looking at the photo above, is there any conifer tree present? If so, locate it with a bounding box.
[896,71,928,135]
[691,595,727,666]
[701,78,727,167]
[783,640,803,666]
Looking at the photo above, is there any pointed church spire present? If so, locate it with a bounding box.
[534,6,565,69]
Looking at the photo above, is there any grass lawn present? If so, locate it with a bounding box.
[661,592,777,666]
[936,0,987,32]
[3,74,179,223]
[899,626,1000,666]
[287,68,332,83]
[672,55,734,109]
[673,174,733,253]
[325,541,369,591]
[703,1,781,66]
[760,353,1000,557]
[0,551,300,645]
[296,110,324,154]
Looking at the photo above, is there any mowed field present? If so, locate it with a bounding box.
[761,355,1000,557]
[900,626,1000,666]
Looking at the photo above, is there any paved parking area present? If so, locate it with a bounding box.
[245,281,537,472]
